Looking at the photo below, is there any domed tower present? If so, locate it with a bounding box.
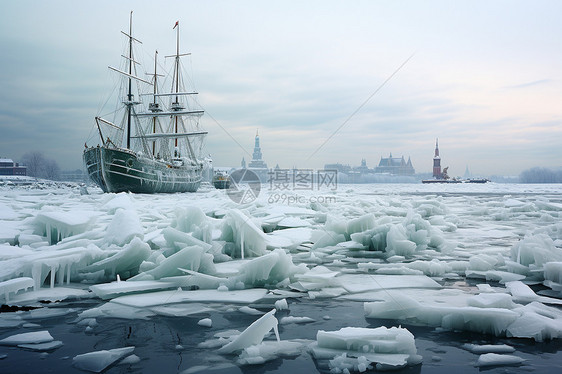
[432,138,442,179]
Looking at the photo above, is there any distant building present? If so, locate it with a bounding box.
[242,130,269,181]
[354,159,371,174]
[0,158,26,176]
[324,163,352,174]
[432,139,442,178]
[247,130,268,169]
[374,153,415,175]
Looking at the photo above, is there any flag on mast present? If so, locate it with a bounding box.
[173,21,179,29]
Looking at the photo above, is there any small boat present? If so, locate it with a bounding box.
[422,166,462,183]
[421,179,462,184]
[212,171,231,189]
[83,13,208,193]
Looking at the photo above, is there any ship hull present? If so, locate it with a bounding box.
[83,146,202,193]
[421,179,462,184]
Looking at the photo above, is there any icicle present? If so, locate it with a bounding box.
[50,265,56,289]
[240,228,244,260]
[58,263,65,286]
[117,274,121,283]
[273,323,280,342]
[31,263,42,291]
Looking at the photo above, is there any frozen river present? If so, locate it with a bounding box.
[1,182,562,373]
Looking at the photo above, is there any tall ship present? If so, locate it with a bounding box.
[84,13,208,193]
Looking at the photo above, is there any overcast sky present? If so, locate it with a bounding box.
[1,0,561,177]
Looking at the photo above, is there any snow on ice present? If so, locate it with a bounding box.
[1,182,562,372]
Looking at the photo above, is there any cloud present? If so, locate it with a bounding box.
[1,1,562,176]
[503,79,553,90]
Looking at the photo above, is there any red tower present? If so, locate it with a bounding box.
[432,138,441,179]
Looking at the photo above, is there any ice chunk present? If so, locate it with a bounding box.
[469,254,499,271]
[506,281,540,303]
[337,274,441,294]
[0,243,104,290]
[34,210,97,244]
[104,208,143,246]
[129,245,215,281]
[8,287,91,305]
[269,227,313,249]
[119,354,141,365]
[102,193,134,213]
[310,326,422,371]
[0,277,34,302]
[511,233,562,267]
[90,280,176,300]
[111,288,268,308]
[506,301,562,341]
[347,214,376,235]
[239,306,264,315]
[82,237,151,280]
[276,217,311,228]
[475,353,524,367]
[0,331,53,346]
[162,227,213,253]
[0,244,34,260]
[198,318,212,327]
[73,346,135,372]
[17,234,45,247]
[218,309,279,354]
[222,209,268,258]
[274,298,288,310]
[180,363,242,374]
[25,307,77,320]
[235,249,306,287]
[18,340,63,351]
[168,270,227,290]
[462,343,515,354]
[466,270,526,284]
[279,316,314,324]
[545,262,562,284]
[79,302,155,320]
[386,225,417,256]
[467,293,515,309]
[237,340,304,365]
[149,303,212,317]
[311,231,346,250]
[173,206,208,233]
[364,292,519,336]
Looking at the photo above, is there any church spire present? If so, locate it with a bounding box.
[248,129,267,170]
[433,138,442,179]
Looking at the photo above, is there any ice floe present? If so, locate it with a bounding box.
[310,326,422,372]
[73,346,135,372]
[1,183,562,372]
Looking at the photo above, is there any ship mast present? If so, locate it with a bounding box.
[152,51,159,156]
[126,11,134,149]
[173,21,181,148]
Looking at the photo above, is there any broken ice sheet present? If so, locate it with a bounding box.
[309,326,422,372]
[73,346,135,373]
[0,331,54,346]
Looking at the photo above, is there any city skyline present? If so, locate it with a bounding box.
[1,1,561,177]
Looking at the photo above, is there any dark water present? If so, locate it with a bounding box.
[1,296,561,374]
